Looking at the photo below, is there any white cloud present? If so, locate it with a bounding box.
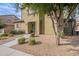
[0,4,21,19]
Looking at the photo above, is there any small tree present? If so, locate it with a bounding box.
[21,3,78,45]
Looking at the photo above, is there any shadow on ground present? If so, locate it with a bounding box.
[61,36,79,47]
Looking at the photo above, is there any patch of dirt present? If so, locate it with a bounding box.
[11,35,79,56]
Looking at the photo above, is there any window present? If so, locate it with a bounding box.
[16,24,20,28]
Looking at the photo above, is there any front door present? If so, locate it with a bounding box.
[28,22,35,34]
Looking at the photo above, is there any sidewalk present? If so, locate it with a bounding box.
[0,45,32,56]
[0,34,32,56]
[2,34,31,47]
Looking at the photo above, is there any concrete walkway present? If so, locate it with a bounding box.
[2,39,17,47]
[0,45,32,56]
[0,34,32,56]
[2,34,31,47]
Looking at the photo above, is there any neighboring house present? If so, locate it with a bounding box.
[14,20,25,31]
[0,15,18,34]
[64,18,76,35]
[64,6,79,36]
[73,6,79,35]
[75,17,79,35]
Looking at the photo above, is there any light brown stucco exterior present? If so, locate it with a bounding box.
[21,8,55,35]
[14,22,25,31]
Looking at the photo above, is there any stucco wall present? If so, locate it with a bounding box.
[45,15,55,35]
[14,22,25,31]
[22,8,55,35]
[22,8,39,35]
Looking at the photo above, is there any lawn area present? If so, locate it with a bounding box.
[11,35,79,56]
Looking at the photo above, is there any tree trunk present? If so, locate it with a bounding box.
[54,18,64,45]
[49,13,64,45]
[55,24,61,45]
[51,20,60,45]
[51,19,61,45]
[56,26,64,45]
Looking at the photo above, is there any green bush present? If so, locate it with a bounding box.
[0,33,9,37]
[29,37,36,45]
[0,23,6,29]
[10,30,17,34]
[17,30,25,34]
[10,30,25,35]
[18,37,26,44]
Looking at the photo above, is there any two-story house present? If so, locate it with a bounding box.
[20,7,55,36]
[14,6,79,36]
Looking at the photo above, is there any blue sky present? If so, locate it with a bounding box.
[0,3,21,19]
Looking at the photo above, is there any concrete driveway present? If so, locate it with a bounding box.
[0,45,32,56]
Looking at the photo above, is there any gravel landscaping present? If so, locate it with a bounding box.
[11,35,79,56]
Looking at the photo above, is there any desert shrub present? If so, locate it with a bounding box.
[10,30,17,34]
[10,30,25,35]
[29,37,36,45]
[0,33,9,37]
[0,23,6,29]
[17,30,25,34]
[18,37,26,44]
